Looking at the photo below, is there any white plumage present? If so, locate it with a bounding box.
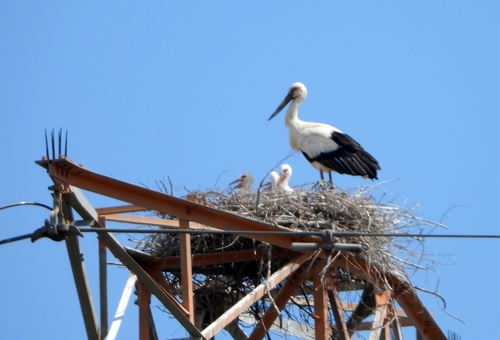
[229,173,254,190]
[268,171,280,191]
[277,164,293,192]
[265,164,293,192]
[268,82,380,185]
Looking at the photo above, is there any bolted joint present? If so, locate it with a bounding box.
[31,220,84,243]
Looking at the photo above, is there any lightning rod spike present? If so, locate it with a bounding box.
[51,129,55,160]
[58,128,62,157]
[65,130,68,157]
[44,130,49,158]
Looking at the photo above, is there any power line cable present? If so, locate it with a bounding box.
[2,225,500,247]
[0,202,52,245]
[77,228,500,238]
[0,202,52,212]
[0,234,33,246]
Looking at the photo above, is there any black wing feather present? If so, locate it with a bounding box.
[303,131,381,180]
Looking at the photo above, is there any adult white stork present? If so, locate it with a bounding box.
[277,164,293,192]
[268,82,380,186]
[229,173,254,190]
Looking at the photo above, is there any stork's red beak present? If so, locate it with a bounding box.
[229,177,242,186]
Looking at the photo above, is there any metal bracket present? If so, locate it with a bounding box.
[291,230,363,253]
[31,220,84,242]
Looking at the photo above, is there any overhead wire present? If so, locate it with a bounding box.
[0,234,33,246]
[2,201,500,246]
[0,202,53,245]
[2,226,500,246]
[76,228,500,239]
[0,202,52,212]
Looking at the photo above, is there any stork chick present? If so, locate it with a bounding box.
[277,164,293,192]
[229,173,254,190]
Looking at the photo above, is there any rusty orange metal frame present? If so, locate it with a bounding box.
[37,157,446,340]
[370,289,391,340]
[102,213,211,230]
[313,270,330,340]
[248,258,320,340]
[179,218,194,323]
[138,282,151,340]
[329,267,349,340]
[201,252,313,339]
[67,191,202,338]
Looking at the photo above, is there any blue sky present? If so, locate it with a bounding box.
[1,1,500,339]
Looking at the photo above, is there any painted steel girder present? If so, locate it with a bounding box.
[37,157,446,340]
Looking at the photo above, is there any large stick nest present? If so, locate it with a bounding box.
[138,184,444,338]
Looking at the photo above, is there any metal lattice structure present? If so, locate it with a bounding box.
[35,155,446,340]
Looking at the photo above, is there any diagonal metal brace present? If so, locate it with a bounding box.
[31,220,84,242]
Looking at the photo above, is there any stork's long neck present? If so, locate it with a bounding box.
[285,98,304,130]
[284,98,305,152]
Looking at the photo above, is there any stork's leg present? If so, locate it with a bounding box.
[319,171,326,188]
[328,172,334,190]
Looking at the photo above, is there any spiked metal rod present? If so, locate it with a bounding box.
[45,130,49,158]
[51,129,55,159]
[58,128,62,156]
[44,128,69,159]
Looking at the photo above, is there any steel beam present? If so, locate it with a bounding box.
[149,307,159,340]
[248,259,318,340]
[142,263,174,295]
[179,218,194,323]
[138,282,151,340]
[369,290,389,340]
[65,187,203,339]
[328,266,349,340]
[391,317,403,340]
[328,289,349,340]
[103,214,210,230]
[98,235,108,340]
[152,248,294,270]
[392,283,445,340]
[65,233,99,340]
[239,313,315,339]
[41,158,318,248]
[38,158,446,339]
[96,205,148,214]
[201,253,312,339]
[331,253,446,340]
[98,228,202,337]
[313,272,329,340]
[107,273,137,340]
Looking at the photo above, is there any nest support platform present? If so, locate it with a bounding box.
[34,156,446,340]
